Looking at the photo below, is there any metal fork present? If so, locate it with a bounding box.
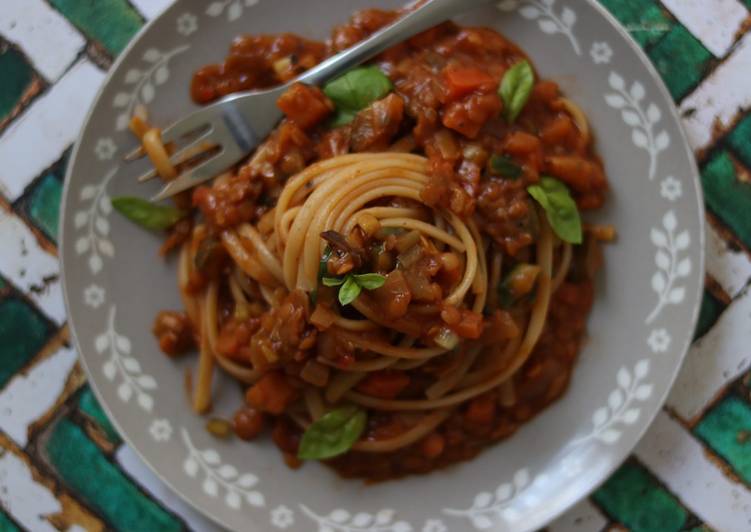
[130,0,495,201]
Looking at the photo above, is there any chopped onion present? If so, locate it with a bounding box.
[206,418,233,439]
[433,327,460,350]
[300,359,330,387]
[394,230,421,254]
[310,304,336,330]
[357,214,381,237]
[272,56,292,76]
[397,242,423,268]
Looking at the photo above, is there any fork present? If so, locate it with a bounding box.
[130,0,495,201]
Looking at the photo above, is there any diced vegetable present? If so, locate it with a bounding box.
[276,83,333,129]
[489,154,522,179]
[373,270,412,319]
[300,359,330,387]
[206,418,233,439]
[246,372,299,415]
[453,310,484,339]
[357,370,410,399]
[433,326,460,350]
[443,66,496,100]
[499,263,541,308]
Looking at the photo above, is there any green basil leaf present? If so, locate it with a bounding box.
[322,276,345,287]
[323,66,393,126]
[353,273,386,290]
[298,405,367,460]
[112,196,185,231]
[338,275,362,306]
[527,177,582,244]
[489,154,522,179]
[329,110,357,128]
[499,60,534,123]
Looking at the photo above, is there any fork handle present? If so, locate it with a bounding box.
[295,0,496,87]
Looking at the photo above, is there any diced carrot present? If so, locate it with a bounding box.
[465,394,496,426]
[246,371,299,415]
[504,131,541,155]
[356,370,410,399]
[276,83,333,129]
[453,309,484,339]
[443,66,496,100]
[421,432,446,459]
[531,80,560,104]
[216,319,253,361]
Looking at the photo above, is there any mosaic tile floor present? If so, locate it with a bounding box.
[0,1,750,530]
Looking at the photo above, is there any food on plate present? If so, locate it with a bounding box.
[114,7,612,481]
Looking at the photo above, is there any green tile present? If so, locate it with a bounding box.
[648,25,712,101]
[78,386,121,444]
[727,113,751,170]
[0,298,52,387]
[593,460,688,532]
[47,419,182,532]
[695,395,751,483]
[701,151,751,248]
[693,289,726,340]
[50,0,143,56]
[0,510,21,532]
[597,0,673,47]
[0,44,34,121]
[26,173,62,242]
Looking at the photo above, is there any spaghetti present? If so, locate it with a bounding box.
[131,7,612,481]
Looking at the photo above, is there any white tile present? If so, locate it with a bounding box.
[0,450,60,532]
[661,0,747,58]
[706,222,751,299]
[0,346,77,447]
[680,33,751,151]
[115,446,222,532]
[636,411,751,531]
[548,499,607,532]
[0,0,84,81]
[667,287,751,421]
[0,59,104,202]
[129,0,176,19]
[0,210,64,325]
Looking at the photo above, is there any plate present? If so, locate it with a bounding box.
[60,1,705,530]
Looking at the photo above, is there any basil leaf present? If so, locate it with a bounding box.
[489,154,522,179]
[298,405,367,460]
[329,110,357,128]
[527,177,582,244]
[323,66,393,126]
[338,275,362,306]
[322,276,345,287]
[353,273,386,290]
[112,196,185,231]
[499,60,534,123]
